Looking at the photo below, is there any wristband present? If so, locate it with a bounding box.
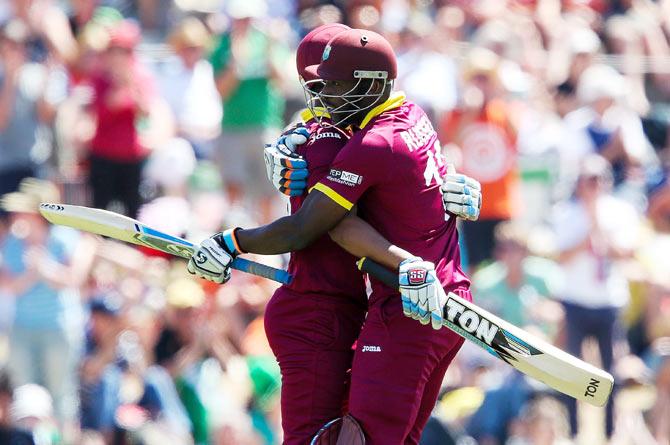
[220,228,245,255]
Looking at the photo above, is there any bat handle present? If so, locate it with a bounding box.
[356,257,399,290]
[232,257,293,285]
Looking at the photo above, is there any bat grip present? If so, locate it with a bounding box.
[232,257,293,285]
[356,257,399,290]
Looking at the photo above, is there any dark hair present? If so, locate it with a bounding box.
[0,368,14,395]
[555,81,575,96]
[153,328,183,366]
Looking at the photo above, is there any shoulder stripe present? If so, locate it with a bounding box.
[300,107,330,124]
[359,92,406,129]
[311,183,354,210]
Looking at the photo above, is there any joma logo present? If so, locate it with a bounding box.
[314,132,342,140]
[361,345,381,352]
[445,299,499,345]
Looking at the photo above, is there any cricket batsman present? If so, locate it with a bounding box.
[188,27,479,444]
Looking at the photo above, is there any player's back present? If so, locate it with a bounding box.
[283,115,367,304]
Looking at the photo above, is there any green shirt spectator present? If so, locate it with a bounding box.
[472,256,563,329]
[472,221,565,338]
[209,27,285,130]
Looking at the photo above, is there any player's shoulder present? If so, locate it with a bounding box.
[347,127,393,156]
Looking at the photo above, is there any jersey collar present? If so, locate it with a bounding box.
[358,91,406,130]
[300,107,330,123]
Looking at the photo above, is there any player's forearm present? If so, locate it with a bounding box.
[329,215,413,270]
[236,215,323,254]
[236,190,349,254]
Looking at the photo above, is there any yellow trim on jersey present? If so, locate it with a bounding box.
[300,107,330,124]
[311,183,354,210]
[359,91,406,129]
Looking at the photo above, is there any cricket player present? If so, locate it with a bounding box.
[189,28,476,443]
[258,24,481,444]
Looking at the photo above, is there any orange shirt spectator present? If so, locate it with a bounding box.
[441,97,520,220]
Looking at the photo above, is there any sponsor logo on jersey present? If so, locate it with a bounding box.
[314,131,342,140]
[444,298,499,346]
[328,169,363,186]
[361,345,381,352]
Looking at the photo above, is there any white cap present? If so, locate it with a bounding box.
[226,0,267,19]
[144,137,196,190]
[577,64,625,103]
[569,27,601,55]
[11,384,54,421]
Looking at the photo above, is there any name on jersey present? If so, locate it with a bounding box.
[328,169,363,186]
[314,131,342,140]
[400,115,437,152]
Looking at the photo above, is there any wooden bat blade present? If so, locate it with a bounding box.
[39,203,293,284]
[39,203,194,259]
[357,257,614,407]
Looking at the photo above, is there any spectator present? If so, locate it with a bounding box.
[560,64,657,200]
[10,383,58,444]
[648,338,670,444]
[85,19,156,217]
[551,154,640,439]
[0,19,66,196]
[209,0,287,218]
[441,47,521,268]
[472,221,564,336]
[146,278,210,444]
[79,294,126,440]
[506,396,575,445]
[156,17,222,159]
[0,178,95,427]
[466,371,538,445]
[0,369,34,445]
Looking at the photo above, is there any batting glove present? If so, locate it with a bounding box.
[187,229,242,284]
[264,126,310,196]
[398,257,447,330]
[441,165,482,221]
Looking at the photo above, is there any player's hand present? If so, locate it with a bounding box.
[187,229,242,284]
[398,257,447,330]
[264,126,310,196]
[441,164,482,221]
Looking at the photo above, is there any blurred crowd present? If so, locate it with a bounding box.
[0,0,670,444]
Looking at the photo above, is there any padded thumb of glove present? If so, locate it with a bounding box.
[285,128,310,151]
[446,163,456,175]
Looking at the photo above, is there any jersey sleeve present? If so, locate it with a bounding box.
[312,132,392,210]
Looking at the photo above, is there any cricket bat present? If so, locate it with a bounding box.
[357,257,614,407]
[39,203,293,285]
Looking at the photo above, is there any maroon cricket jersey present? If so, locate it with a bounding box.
[313,94,470,304]
[282,110,367,304]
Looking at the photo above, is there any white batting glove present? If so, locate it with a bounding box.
[441,164,482,221]
[264,126,310,196]
[398,258,447,330]
[187,229,241,284]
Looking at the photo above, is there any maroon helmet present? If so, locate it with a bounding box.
[296,23,350,81]
[304,28,397,128]
[303,28,397,82]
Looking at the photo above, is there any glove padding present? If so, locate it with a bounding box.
[398,257,447,330]
[264,126,310,196]
[187,230,240,284]
[441,166,481,221]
